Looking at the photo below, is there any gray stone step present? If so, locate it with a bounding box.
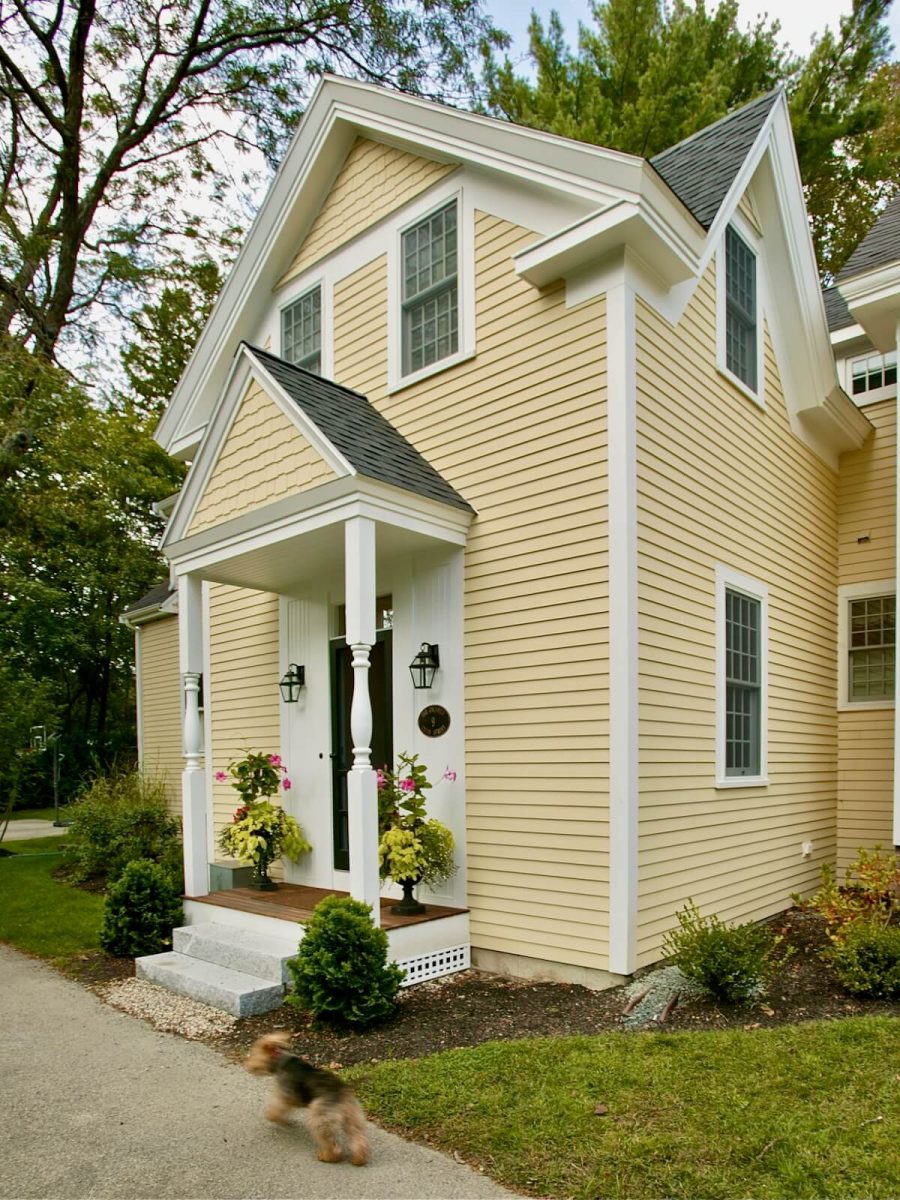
[172,922,299,984]
[135,952,285,1017]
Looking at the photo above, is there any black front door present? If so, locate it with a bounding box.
[330,630,393,871]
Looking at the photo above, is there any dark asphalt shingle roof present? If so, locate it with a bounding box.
[650,90,781,229]
[122,581,174,615]
[837,194,900,281]
[822,287,856,332]
[244,344,473,512]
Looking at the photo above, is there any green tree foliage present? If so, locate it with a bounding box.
[0,0,505,360]
[0,339,183,802]
[482,0,899,276]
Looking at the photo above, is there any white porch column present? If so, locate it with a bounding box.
[344,516,381,922]
[178,573,209,896]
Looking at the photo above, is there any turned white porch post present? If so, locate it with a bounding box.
[344,516,381,922]
[178,573,209,896]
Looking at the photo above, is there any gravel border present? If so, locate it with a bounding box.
[97,977,237,1039]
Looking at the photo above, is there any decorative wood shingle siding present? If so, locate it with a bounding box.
[278,138,455,287]
[837,398,896,867]
[333,212,610,972]
[137,616,182,816]
[189,381,335,535]
[635,261,839,966]
[208,584,282,866]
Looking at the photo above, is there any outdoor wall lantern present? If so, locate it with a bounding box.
[279,663,306,703]
[409,643,440,689]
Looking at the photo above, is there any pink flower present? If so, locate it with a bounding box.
[215,770,228,782]
[268,754,282,766]
[399,777,416,792]
[442,768,457,782]
[281,778,292,791]
[376,770,386,790]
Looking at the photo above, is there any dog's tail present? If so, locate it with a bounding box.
[344,1097,369,1167]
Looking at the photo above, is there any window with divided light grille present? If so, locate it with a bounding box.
[724,225,758,393]
[725,588,761,776]
[850,352,897,399]
[282,286,321,373]
[849,595,895,702]
[402,202,458,376]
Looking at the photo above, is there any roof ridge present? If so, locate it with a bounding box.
[241,341,371,403]
[650,86,782,166]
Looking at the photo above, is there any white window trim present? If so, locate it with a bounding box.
[842,351,898,407]
[715,564,769,788]
[716,212,765,409]
[387,184,474,394]
[837,579,896,711]
[278,275,332,379]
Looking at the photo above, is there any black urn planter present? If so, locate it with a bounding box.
[251,860,278,891]
[390,877,426,915]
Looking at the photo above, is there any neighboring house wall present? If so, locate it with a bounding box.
[329,207,610,977]
[136,617,182,816]
[189,381,336,534]
[635,258,839,966]
[836,397,897,867]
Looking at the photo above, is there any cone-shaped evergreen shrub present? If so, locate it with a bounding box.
[100,858,183,957]
[286,895,404,1027]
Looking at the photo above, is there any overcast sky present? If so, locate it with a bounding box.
[489,0,900,63]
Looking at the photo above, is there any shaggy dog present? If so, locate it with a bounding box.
[244,1032,369,1165]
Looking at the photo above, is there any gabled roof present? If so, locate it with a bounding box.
[822,287,856,333]
[837,194,900,281]
[120,581,176,625]
[651,90,781,229]
[242,345,472,512]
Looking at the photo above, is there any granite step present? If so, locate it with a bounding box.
[172,922,300,984]
[135,951,285,1018]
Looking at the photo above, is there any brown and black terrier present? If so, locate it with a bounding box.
[244,1032,369,1166]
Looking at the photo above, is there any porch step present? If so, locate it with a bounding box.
[172,922,299,984]
[135,952,285,1018]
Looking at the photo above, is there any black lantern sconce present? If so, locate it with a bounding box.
[279,663,305,703]
[409,642,439,689]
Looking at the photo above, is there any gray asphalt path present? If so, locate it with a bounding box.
[0,946,516,1200]
[3,819,68,840]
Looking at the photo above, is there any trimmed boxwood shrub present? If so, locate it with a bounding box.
[830,922,900,998]
[286,895,404,1027]
[100,859,183,957]
[663,900,787,1003]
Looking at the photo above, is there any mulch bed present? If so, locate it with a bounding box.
[211,909,900,1067]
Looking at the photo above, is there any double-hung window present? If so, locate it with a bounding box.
[716,566,768,786]
[282,285,321,373]
[401,201,458,377]
[848,594,895,703]
[724,225,758,394]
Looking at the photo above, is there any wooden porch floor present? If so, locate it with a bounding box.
[187,882,467,929]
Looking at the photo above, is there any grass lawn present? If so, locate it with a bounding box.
[0,844,103,962]
[351,1018,900,1200]
[2,835,71,854]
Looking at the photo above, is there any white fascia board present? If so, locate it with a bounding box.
[829,322,869,351]
[838,263,900,353]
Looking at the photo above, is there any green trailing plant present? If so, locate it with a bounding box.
[829,922,900,998]
[99,858,183,957]
[793,846,900,946]
[377,753,456,889]
[63,769,182,886]
[663,900,789,1004]
[215,751,311,882]
[286,895,404,1028]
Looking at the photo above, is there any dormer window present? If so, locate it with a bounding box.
[724,225,758,394]
[850,351,897,401]
[282,285,321,373]
[402,201,458,376]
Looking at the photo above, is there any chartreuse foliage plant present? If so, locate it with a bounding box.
[377,753,456,888]
[100,858,183,957]
[663,900,789,1003]
[794,846,900,945]
[216,751,311,873]
[286,895,404,1028]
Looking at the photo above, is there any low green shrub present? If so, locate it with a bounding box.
[663,900,788,1003]
[99,859,183,957]
[286,895,404,1028]
[63,769,181,886]
[829,921,900,998]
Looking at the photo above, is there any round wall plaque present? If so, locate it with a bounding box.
[418,704,451,738]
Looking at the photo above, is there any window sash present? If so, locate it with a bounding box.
[402,202,458,375]
[282,286,321,372]
[851,352,897,396]
[725,226,757,392]
[725,588,761,775]
[848,595,896,702]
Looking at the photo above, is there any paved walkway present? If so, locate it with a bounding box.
[3,818,69,840]
[0,947,516,1200]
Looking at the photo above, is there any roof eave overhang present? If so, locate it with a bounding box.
[118,593,178,629]
[838,263,900,353]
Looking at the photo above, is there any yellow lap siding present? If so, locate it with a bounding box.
[189,381,336,535]
[636,260,839,967]
[332,211,610,973]
[137,617,182,817]
[278,138,455,286]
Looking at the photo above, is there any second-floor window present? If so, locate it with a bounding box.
[850,352,897,399]
[724,225,758,394]
[402,201,458,376]
[282,285,321,373]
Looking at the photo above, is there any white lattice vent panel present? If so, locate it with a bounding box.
[397,944,470,987]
